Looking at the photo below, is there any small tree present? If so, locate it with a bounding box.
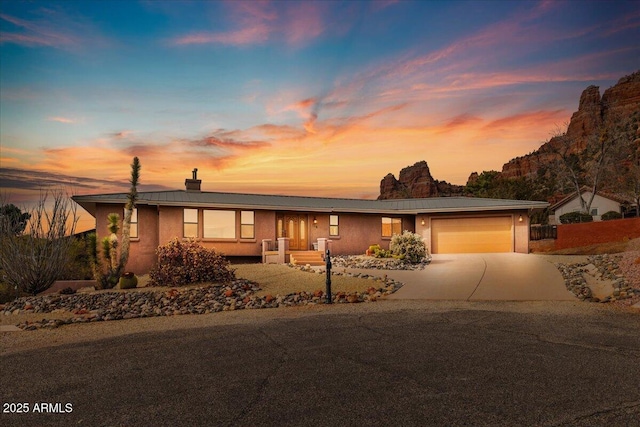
[89,157,140,289]
[0,190,79,295]
[0,204,31,235]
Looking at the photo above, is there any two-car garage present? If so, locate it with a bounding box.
[430,216,514,254]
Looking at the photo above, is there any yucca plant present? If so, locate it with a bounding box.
[89,157,140,289]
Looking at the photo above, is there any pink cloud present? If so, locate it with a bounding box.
[172,25,270,46]
[170,1,349,48]
[0,10,108,51]
[47,116,76,124]
[285,2,325,46]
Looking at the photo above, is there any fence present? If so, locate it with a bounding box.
[530,225,557,241]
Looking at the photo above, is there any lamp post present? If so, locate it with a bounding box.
[325,249,332,304]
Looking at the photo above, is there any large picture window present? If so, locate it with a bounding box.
[382,217,402,237]
[240,211,255,239]
[329,215,339,236]
[184,208,198,238]
[204,210,236,238]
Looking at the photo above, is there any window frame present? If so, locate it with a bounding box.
[127,207,138,239]
[240,210,255,239]
[329,214,339,236]
[183,208,198,238]
[381,217,402,237]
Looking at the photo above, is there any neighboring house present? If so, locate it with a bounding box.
[72,171,548,274]
[549,191,630,224]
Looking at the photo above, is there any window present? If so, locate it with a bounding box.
[382,217,402,237]
[329,215,339,236]
[590,208,599,216]
[204,210,235,238]
[127,207,138,238]
[184,209,198,238]
[240,211,255,239]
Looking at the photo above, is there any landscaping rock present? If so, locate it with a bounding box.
[3,274,404,330]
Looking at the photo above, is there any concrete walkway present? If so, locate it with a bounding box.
[350,253,575,301]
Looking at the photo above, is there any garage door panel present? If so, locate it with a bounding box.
[432,217,512,253]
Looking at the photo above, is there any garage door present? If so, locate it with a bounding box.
[431,217,513,254]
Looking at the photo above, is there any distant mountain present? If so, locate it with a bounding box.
[378,71,640,204]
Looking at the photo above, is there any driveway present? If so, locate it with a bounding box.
[353,253,575,301]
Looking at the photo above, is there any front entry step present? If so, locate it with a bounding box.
[290,251,325,266]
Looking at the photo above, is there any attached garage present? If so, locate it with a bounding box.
[431,216,513,254]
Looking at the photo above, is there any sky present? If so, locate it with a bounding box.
[1,0,639,230]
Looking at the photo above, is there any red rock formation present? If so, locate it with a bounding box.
[378,161,464,199]
[501,71,640,180]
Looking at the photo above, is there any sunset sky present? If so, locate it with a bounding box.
[1,0,639,230]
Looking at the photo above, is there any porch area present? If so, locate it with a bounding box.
[262,237,332,266]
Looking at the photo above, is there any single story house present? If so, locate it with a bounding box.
[72,171,548,274]
[549,190,632,223]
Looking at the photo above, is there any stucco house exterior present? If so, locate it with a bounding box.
[72,172,548,274]
[549,191,630,223]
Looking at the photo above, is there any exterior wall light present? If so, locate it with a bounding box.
[313,216,318,227]
[518,214,524,223]
[421,218,425,226]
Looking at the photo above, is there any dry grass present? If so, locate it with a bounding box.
[232,263,385,296]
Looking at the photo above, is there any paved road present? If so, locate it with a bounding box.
[2,301,639,426]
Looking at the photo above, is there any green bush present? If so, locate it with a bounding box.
[389,230,428,263]
[149,239,236,287]
[559,211,593,224]
[601,211,622,221]
[59,237,93,280]
[0,280,23,303]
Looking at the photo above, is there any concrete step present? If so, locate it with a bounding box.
[290,251,325,266]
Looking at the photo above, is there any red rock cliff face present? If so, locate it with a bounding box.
[501,71,640,179]
[378,161,464,199]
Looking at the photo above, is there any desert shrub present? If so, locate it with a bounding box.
[389,230,428,263]
[0,279,23,303]
[559,211,593,224]
[601,211,622,221]
[149,239,236,287]
[58,236,93,280]
[373,247,392,258]
[0,191,79,295]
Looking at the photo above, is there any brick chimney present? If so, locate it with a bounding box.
[185,168,202,192]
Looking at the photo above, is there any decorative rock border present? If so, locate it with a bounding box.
[2,276,404,331]
[329,255,430,270]
[555,254,640,303]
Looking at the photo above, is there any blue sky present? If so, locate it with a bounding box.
[1,0,639,228]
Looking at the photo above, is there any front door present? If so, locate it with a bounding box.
[277,214,308,250]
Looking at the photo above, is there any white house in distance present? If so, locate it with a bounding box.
[549,190,631,223]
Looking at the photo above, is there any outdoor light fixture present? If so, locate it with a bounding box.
[421,218,425,226]
[313,216,318,227]
[518,214,523,223]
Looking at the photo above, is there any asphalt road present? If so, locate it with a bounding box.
[2,302,640,426]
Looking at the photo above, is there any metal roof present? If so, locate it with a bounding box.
[72,190,549,216]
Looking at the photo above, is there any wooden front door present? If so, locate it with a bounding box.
[277,214,308,250]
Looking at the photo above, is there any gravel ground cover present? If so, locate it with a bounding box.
[1,264,402,331]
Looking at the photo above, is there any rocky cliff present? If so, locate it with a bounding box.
[501,71,640,179]
[378,71,639,200]
[378,161,465,199]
